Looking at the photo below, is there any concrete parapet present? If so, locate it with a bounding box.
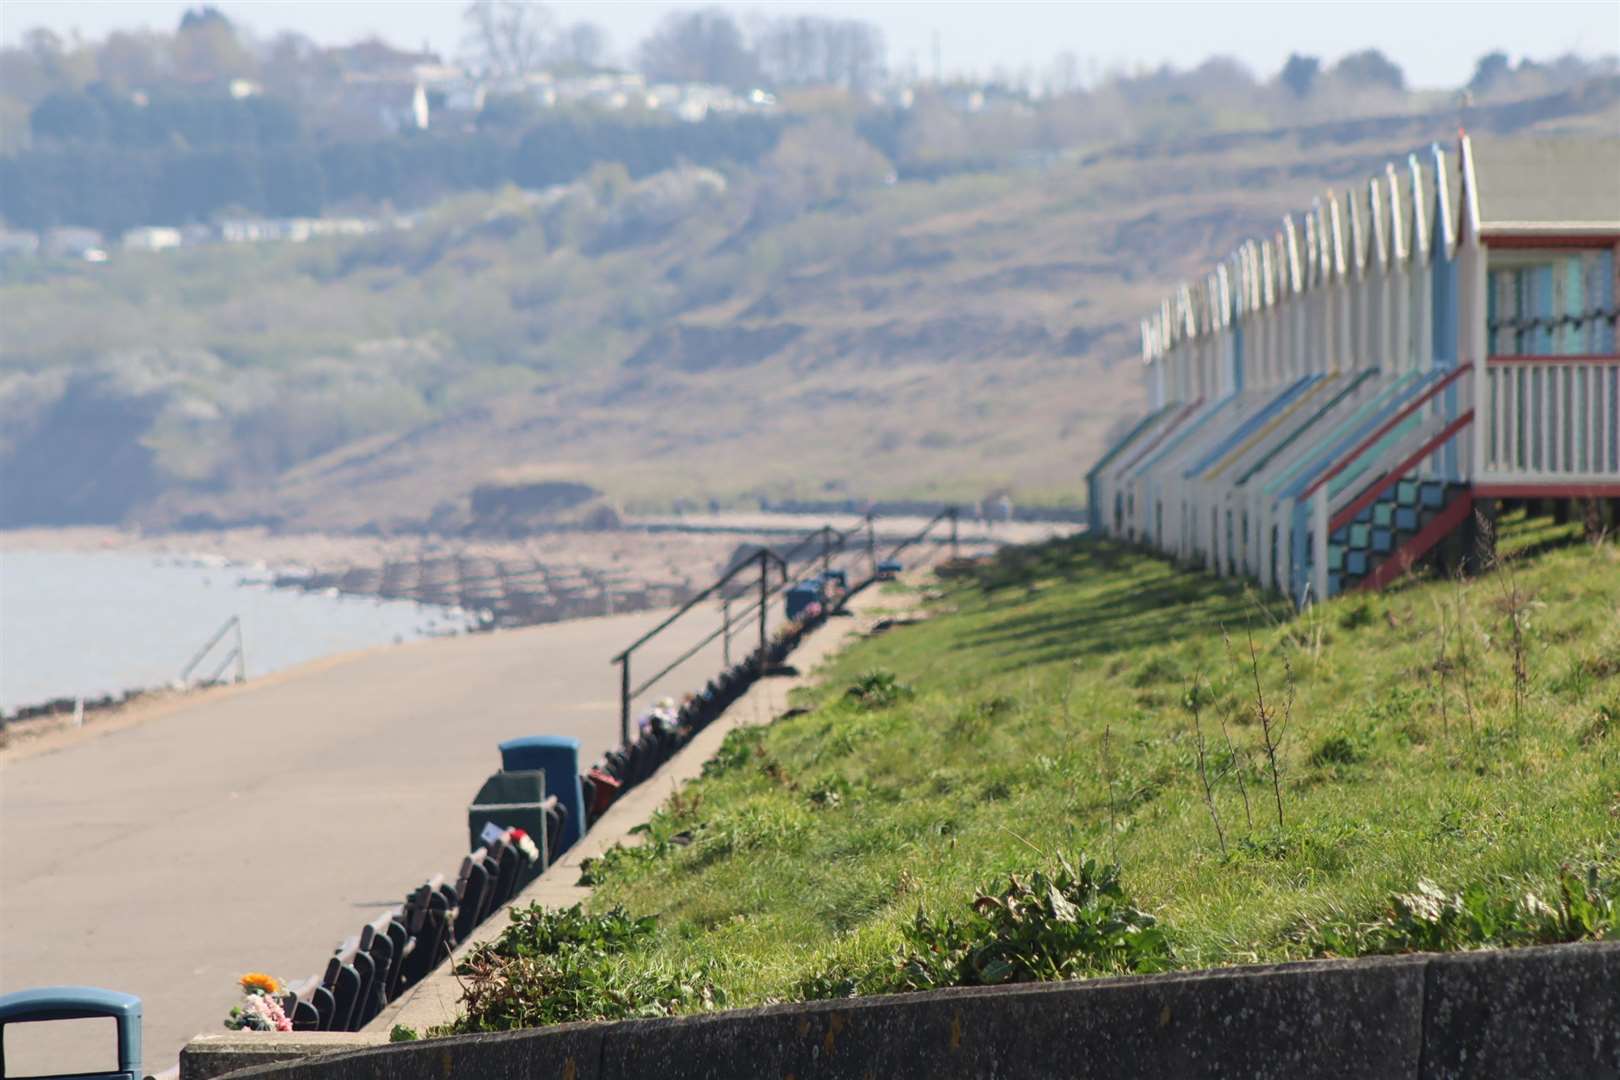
[206,941,1617,1079]
[1419,940,1619,1080]
[179,1033,387,1080]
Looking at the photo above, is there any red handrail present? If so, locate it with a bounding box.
[1301,363,1473,500]
[1355,491,1474,593]
[1328,410,1474,534]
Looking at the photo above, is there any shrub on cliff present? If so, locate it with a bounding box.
[448,903,723,1032]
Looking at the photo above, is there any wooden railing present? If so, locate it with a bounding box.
[1478,354,1620,494]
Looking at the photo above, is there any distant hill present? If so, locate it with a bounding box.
[2,79,1616,532]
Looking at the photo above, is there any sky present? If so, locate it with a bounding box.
[2,0,1617,88]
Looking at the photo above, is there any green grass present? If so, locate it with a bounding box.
[548,512,1619,1015]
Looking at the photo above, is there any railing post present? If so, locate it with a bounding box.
[721,596,731,666]
[757,549,769,673]
[866,514,876,577]
[820,527,831,577]
[949,508,959,559]
[619,655,631,748]
[233,617,246,683]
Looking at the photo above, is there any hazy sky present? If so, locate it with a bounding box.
[3,1,1617,88]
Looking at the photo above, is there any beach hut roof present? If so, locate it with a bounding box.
[1470,137,1620,229]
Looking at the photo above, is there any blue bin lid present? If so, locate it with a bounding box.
[787,581,820,595]
[0,986,141,1071]
[499,735,580,753]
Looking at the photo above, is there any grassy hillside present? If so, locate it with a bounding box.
[4,87,1617,529]
[441,514,1617,1031]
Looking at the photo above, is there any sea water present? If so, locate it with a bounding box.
[0,548,471,714]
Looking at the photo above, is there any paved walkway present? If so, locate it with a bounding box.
[366,581,911,1041]
[0,604,759,1074]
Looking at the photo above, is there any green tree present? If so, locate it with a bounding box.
[1279,54,1319,98]
[1468,51,1512,95]
[172,7,256,85]
[1332,49,1405,93]
[638,9,759,89]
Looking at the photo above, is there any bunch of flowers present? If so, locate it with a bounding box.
[509,827,541,864]
[224,972,292,1032]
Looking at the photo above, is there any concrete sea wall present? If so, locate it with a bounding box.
[197,940,1617,1079]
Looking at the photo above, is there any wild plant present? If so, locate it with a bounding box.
[1184,672,1227,857]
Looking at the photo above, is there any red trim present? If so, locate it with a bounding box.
[1481,233,1620,250]
[1329,411,1475,533]
[1486,354,1620,366]
[1301,364,1473,500]
[1474,483,1620,499]
[1355,492,1474,593]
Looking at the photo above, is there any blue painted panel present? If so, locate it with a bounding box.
[1182,376,1318,479]
[1123,396,1240,481]
[1274,369,1437,500]
[1233,321,1245,392]
[1236,369,1379,487]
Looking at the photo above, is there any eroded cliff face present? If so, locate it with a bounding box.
[0,369,167,527]
[468,479,622,535]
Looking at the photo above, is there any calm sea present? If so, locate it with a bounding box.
[0,548,471,714]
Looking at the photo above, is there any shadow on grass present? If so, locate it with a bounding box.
[955,535,1268,672]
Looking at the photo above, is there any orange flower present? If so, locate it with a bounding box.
[240,972,280,995]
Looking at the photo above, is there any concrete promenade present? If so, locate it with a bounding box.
[0,604,757,1073]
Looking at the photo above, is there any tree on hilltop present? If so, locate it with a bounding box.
[1331,49,1405,93]
[638,9,760,89]
[1279,54,1319,98]
[462,0,553,78]
[1468,51,1512,94]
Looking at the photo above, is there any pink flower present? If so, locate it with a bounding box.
[257,994,293,1032]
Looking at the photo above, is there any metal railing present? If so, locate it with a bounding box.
[609,547,785,748]
[607,522,871,748]
[179,614,246,687]
[605,510,962,749]
[878,506,960,568]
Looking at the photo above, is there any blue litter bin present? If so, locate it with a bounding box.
[785,581,822,621]
[821,569,848,591]
[877,559,903,580]
[499,736,585,854]
[0,986,141,1080]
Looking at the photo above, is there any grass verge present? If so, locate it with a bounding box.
[451,510,1620,1029]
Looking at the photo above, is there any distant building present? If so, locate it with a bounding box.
[326,38,440,78]
[122,226,183,252]
[43,227,104,259]
[306,218,375,239]
[219,219,275,244]
[0,230,40,257]
[553,72,645,111]
[219,216,381,245]
[326,68,431,137]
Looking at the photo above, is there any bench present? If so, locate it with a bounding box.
[279,975,326,1031]
[452,848,493,944]
[333,937,376,1032]
[400,874,452,986]
[357,911,411,1021]
[321,946,362,1032]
